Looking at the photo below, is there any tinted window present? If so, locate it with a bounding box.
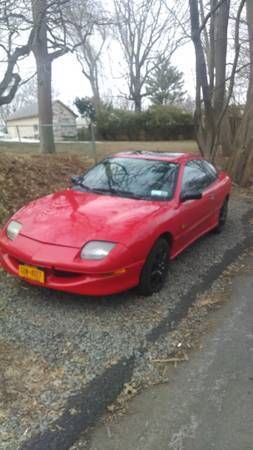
[74,157,179,201]
[201,160,218,183]
[182,160,211,193]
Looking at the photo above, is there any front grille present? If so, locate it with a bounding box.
[52,269,84,278]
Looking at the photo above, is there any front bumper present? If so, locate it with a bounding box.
[0,233,143,296]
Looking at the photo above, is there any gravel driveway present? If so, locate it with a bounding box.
[0,195,252,450]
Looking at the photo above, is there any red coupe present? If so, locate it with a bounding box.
[0,152,231,296]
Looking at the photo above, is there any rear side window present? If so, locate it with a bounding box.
[182,160,211,193]
[201,160,218,183]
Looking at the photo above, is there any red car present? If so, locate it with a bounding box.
[0,152,231,296]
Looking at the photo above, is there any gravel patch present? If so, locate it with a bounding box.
[0,196,252,449]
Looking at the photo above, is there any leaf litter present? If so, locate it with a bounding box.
[0,151,93,227]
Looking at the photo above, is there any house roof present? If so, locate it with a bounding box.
[7,100,77,121]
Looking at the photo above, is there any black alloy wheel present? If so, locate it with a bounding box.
[138,238,170,296]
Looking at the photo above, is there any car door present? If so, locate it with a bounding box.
[174,160,216,252]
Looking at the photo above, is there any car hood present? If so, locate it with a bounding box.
[13,189,169,248]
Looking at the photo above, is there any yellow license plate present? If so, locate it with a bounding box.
[18,265,45,284]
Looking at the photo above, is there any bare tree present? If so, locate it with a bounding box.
[32,0,105,153]
[188,0,253,185]
[188,0,236,159]
[31,0,68,153]
[0,0,35,106]
[113,0,185,112]
[0,76,37,125]
[189,0,251,161]
[67,0,108,108]
[228,0,253,186]
[0,0,70,152]
[75,31,106,108]
[0,0,98,153]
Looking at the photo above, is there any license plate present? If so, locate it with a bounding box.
[18,264,45,284]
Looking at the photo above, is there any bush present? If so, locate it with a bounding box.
[144,105,194,140]
[76,105,195,141]
[94,105,194,141]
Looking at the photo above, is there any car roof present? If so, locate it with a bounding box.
[112,151,202,163]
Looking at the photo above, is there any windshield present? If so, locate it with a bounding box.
[73,157,179,201]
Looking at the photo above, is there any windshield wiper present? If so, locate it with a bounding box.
[114,190,146,199]
[72,181,94,193]
[90,187,146,200]
[80,183,93,191]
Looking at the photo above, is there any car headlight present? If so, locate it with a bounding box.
[6,221,23,241]
[80,241,116,260]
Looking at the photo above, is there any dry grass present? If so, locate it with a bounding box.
[0,139,199,159]
[0,152,92,227]
[0,338,73,445]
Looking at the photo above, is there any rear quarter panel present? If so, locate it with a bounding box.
[216,170,232,205]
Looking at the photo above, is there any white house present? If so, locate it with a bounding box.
[6,100,77,141]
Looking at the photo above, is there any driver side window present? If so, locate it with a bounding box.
[182,160,210,193]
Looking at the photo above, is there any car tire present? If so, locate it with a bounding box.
[138,238,170,296]
[214,198,229,234]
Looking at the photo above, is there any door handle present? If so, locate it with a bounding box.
[208,194,216,200]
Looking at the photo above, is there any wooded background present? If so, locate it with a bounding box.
[0,0,252,185]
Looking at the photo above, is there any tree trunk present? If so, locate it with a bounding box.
[189,0,232,160]
[220,114,233,157]
[213,0,230,113]
[134,96,142,112]
[36,58,55,153]
[189,0,216,158]
[32,0,55,154]
[228,0,253,185]
[229,105,253,185]
[213,0,231,157]
[90,75,100,111]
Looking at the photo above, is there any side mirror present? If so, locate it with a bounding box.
[71,175,82,185]
[180,190,202,202]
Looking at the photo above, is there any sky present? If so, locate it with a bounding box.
[50,39,196,112]
[1,1,197,115]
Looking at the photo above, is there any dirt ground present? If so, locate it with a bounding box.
[0,152,94,227]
